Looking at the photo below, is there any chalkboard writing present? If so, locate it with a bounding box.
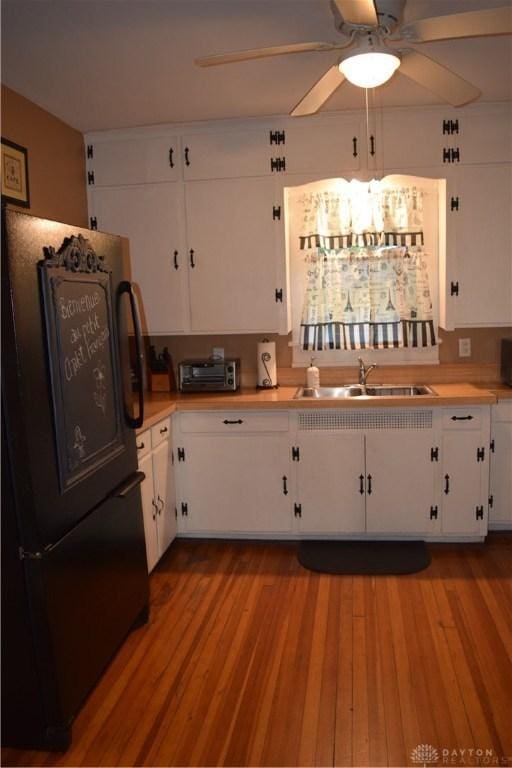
[39,235,123,491]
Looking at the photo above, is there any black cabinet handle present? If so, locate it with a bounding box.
[352,136,358,157]
[444,474,450,494]
[367,474,372,495]
[169,147,174,168]
[282,476,288,496]
[223,419,243,425]
[451,415,474,421]
[173,250,179,270]
[359,474,364,494]
[184,146,190,166]
[370,135,375,156]
[136,441,145,451]
[151,498,158,520]
[160,426,168,434]
[157,495,164,513]
[189,249,195,268]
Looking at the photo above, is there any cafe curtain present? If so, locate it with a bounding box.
[297,179,436,351]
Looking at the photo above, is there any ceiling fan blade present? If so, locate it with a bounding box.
[401,6,512,43]
[291,65,345,117]
[333,0,378,27]
[195,42,337,67]
[399,49,481,106]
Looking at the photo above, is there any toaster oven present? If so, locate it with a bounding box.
[178,358,240,392]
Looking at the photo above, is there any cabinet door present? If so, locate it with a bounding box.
[283,117,361,175]
[182,129,271,180]
[152,438,176,558]
[456,104,512,164]
[441,407,490,535]
[138,451,159,572]
[295,432,365,533]
[490,418,512,527]
[380,111,448,170]
[180,433,292,534]
[184,176,283,332]
[451,165,512,327]
[365,430,437,534]
[87,135,180,186]
[90,183,189,333]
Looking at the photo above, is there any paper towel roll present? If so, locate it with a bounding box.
[257,340,277,388]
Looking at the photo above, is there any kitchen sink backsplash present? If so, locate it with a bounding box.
[146,327,510,389]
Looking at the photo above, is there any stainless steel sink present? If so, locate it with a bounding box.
[294,386,364,399]
[293,384,435,399]
[365,385,435,396]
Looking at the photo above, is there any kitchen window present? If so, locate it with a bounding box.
[285,175,445,367]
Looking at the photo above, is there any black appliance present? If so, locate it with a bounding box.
[1,209,148,750]
[501,338,512,386]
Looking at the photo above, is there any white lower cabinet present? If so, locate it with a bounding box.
[173,405,491,541]
[365,430,437,535]
[439,408,490,536]
[293,410,438,537]
[294,431,365,534]
[489,401,512,529]
[137,417,177,572]
[175,411,292,535]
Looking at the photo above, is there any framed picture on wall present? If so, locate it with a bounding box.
[1,137,30,208]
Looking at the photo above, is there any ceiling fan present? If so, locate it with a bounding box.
[195,0,512,116]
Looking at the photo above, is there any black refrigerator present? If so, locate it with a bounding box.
[1,208,149,750]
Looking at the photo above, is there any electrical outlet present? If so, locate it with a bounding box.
[212,347,224,360]
[458,338,471,358]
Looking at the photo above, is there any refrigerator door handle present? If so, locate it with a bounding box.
[114,471,145,499]
[117,280,145,429]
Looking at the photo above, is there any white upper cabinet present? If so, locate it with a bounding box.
[181,128,273,180]
[455,103,512,164]
[282,115,362,176]
[86,135,181,186]
[181,116,362,181]
[89,183,189,333]
[85,102,510,335]
[379,110,447,170]
[89,175,288,335]
[184,176,285,333]
[379,103,512,171]
[451,164,512,328]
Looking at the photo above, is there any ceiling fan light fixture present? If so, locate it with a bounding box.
[339,51,401,88]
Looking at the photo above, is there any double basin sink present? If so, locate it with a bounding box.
[294,384,436,399]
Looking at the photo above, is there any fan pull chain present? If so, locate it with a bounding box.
[365,87,370,173]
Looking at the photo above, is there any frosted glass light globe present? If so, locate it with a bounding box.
[339,52,400,88]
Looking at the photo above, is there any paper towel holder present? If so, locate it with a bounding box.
[256,337,279,390]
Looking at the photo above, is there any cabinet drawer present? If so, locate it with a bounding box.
[442,408,482,430]
[136,429,152,459]
[179,411,289,434]
[151,417,171,447]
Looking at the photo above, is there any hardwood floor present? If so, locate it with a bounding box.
[3,534,512,767]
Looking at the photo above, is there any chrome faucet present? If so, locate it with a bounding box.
[358,357,377,386]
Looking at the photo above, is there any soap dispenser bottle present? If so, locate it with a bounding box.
[306,357,320,389]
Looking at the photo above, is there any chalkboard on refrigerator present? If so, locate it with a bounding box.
[39,234,124,492]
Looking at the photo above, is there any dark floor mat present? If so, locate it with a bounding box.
[298,539,431,575]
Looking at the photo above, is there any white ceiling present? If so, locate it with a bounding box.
[2,0,511,133]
